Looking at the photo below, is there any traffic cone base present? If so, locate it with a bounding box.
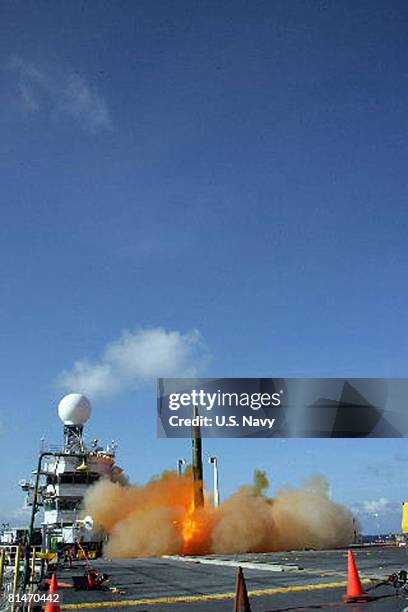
[343,550,371,604]
[343,594,372,603]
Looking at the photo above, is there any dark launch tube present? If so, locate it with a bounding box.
[192,403,204,508]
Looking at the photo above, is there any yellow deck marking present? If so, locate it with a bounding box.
[62,578,372,609]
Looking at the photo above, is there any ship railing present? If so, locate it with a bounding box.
[0,544,42,562]
[0,545,43,611]
[1,569,14,612]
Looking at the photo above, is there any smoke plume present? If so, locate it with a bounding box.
[83,470,357,558]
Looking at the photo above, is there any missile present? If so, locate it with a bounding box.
[191,403,204,509]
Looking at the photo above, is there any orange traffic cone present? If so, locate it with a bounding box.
[45,573,61,612]
[343,550,371,603]
[233,566,251,611]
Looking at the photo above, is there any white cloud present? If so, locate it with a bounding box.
[57,327,209,398]
[8,56,112,133]
[0,506,31,528]
[363,498,390,515]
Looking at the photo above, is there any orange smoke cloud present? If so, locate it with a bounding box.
[83,471,357,558]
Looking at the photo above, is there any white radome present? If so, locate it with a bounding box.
[58,393,92,425]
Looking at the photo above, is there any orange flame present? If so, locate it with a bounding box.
[180,486,215,556]
[181,502,196,554]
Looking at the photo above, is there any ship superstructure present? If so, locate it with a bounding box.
[20,394,123,551]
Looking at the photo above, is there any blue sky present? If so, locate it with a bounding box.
[1,0,408,534]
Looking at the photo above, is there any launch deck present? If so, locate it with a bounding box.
[58,546,408,611]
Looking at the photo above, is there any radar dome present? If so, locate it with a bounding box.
[58,394,92,425]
